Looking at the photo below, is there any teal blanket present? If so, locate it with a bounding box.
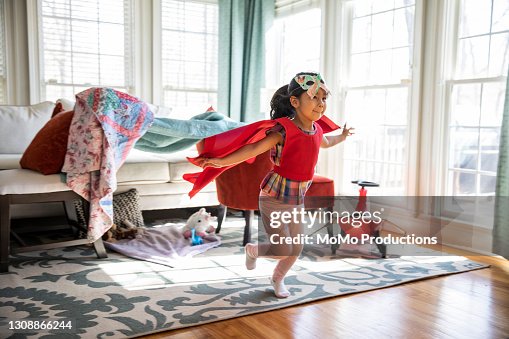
[134,111,244,153]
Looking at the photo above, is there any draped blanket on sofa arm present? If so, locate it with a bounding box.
[62,88,154,242]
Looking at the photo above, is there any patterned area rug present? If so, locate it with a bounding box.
[0,218,487,338]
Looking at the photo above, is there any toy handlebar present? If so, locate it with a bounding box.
[351,180,379,188]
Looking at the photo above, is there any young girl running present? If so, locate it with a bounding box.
[192,72,354,298]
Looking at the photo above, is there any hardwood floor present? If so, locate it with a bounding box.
[142,248,509,339]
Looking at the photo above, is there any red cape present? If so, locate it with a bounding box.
[183,115,340,198]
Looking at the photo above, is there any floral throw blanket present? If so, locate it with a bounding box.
[62,88,154,242]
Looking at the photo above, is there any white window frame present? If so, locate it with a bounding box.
[441,0,507,197]
[413,0,508,201]
[329,0,423,197]
[152,0,219,116]
[26,0,220,113]
[275,0,320,17]
[27,0,40,103]
[27,0,135,103]
[431,0,507,229]
[264,0,322,117]
[0,0,7,104]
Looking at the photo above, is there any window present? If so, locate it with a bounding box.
[275,8,321,82]
[33,0,220,117]
[341,0,417,195]
[38,0,134,102]
[0,0,6,104]
[445,0,509,196]
[265,1,321,113]
[159,0,218,118]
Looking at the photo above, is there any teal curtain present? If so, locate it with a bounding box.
[493,69,509,259]
[218,0,274,122]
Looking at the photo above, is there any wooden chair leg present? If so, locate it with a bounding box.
[67,198,107,259]
[79,198,107,259]
[215,204,226,234]
[1,195,11,273]
[325,207,338,255]
[375,230,387,258]
[243,210,253,246]
[93,237,108,258]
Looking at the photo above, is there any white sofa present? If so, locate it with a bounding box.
[0,101,219,218]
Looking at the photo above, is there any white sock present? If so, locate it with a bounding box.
[270,277,290,298]
[245,244,257,270]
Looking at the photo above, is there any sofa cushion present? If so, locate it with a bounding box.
[116,149,172,184]
[20,110,74,175]
[121,148,200,182]
[0,102,55,154]
[0,169,70,195]
[0,154,22,170]
[117,162,170,184]
[118,181,216,195]
[123,148,192,164]
[169,161,202,182]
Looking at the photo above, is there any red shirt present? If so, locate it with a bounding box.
[272,117,323,181]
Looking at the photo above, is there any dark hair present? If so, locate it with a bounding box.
[269,71,321,120]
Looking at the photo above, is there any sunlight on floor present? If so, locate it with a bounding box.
[98,254,281,291]
[296,259,358,273]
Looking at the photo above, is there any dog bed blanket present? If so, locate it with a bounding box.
[105,225,221,267]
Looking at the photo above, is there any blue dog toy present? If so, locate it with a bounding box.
[190,228,203,246]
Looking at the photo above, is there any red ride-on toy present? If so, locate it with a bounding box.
[339,180,387,258]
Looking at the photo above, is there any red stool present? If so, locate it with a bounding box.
[339,180,387,257]
[214,150,336,248]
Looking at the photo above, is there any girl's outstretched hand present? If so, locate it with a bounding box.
[341,123,355,138]
[194,157,224,168]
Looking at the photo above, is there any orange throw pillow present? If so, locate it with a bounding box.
[20,110,74,175]
[51,102,64,118]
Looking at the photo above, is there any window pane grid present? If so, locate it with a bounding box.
[353,0,415,18]
[278,8,321,82]
[40,0,133,102]
[275,0,320,16]
[447,0,509,196]
[447,82,503,195]
[160,0,218,117]
[455,0,509,80]
[343,1,415,195]
[350,5,414,86]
